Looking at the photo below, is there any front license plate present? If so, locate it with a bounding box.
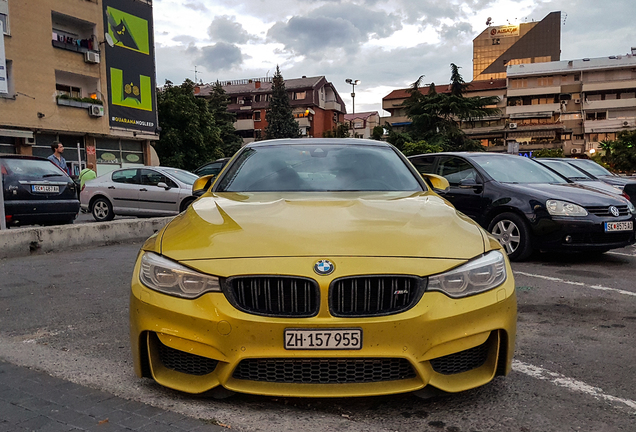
[604,221,633,232]
[284,328,363,350]
[32,185,59,193]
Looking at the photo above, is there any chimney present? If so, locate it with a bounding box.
[255,81,261,89]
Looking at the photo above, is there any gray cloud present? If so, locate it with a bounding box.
[183,2,208,12]
[310,4,402,39]
[196,42,244,72]
[172,35,197,44]
[208,15,258,44]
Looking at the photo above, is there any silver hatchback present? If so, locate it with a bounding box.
[80,166,199,222]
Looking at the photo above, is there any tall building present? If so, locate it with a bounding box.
[473,11,561,81]
[196,76,346,144]
[0,0,159,175]
[506,50,636,156]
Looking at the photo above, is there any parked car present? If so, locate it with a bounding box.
[408,152,636,261]
[130,138,517,399]
[1,154,79,226]
[533,158,628,198]
[193,157,230,177]
[541,158,636,207]
[80,166,199,222]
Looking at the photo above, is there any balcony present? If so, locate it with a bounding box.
[507,86,561,97]
[583,98,636,111]
[51,11,98,56]
[582,79,636,92]
[296,117,311,128]
[584,118,636,133]
[506,103,560,116]
[234,119,255,130]
[324,101,342,111]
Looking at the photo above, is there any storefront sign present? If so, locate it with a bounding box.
[489,25,519,38]
[103,0,157,133]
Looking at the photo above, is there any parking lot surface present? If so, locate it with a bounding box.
[1,242,635,431]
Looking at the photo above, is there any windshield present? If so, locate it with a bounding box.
[566,159,614,176]
[538,159,592,180]
[216,144,423,192]
[161,168,199,185]
[472,155,567,184]
[1,158,69,179]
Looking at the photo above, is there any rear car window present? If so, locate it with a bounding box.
[1,158,69,179]
[112,169,138,184]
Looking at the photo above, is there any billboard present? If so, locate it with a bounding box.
[103,0,157,133]
[489,25,520,38]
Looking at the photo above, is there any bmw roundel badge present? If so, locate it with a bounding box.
[609,206,620,217]
[314,259,335,276]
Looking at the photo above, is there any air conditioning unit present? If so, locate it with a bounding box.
[25,137,36,145]
[573,98,581,104]
[571,148,580,154]
[623,121,630,127]
[89,105,104,117]
[238,99,245,105]
[84,51,100,64]
[561,100,568,106]
[509,122,518,129]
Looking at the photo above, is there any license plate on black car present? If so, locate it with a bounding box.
[604,221,633,232]
[32,185,59,193]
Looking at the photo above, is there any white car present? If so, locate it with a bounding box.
[80,166,199,221]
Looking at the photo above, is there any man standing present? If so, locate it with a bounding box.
[48,142,68,174]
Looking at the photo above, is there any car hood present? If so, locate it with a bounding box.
[499,182,626,206]
[159,192,487,261]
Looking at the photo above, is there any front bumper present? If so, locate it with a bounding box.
[130,256,517,397]
[532,215,635,252]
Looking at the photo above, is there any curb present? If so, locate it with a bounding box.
[0,217,173,259]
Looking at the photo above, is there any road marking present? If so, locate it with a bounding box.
[513,360,636,412]
[607,251,636,257]
[514,271,636,297]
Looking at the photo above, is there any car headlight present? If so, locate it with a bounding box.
[627,200,636,215]
[546,199,588,216]
[139,252,221,299]
[427,250,507,298]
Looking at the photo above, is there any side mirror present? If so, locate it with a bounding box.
[157,182,170,190]
[420,173,450,192]
[192,174,215,197]
[458,178,482,189]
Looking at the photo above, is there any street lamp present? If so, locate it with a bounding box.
[345,78,360,115]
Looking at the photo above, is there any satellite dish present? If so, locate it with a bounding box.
[486,17,492,26]
[104,33,115,47]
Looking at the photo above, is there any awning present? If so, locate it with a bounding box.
[0,129,34,139]
[390,121,412,126]
[508,130,556,139]
[510,112,554,119]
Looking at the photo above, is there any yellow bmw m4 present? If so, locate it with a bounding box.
[130,138,516,398]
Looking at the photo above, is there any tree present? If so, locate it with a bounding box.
[533,148,564,158]
[400,140,444,157]
[207,81,243,157]
[599,130,636,173]
[155,79,223,171]
[371,125,385,140]
[401,64,500,152]
[322,123,350,138]
[265,66,301,139]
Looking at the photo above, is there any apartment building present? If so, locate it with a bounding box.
[195,76,346,144]
[0,0,158,176]
[382,79,508,147]
[473,11,561,81]
[345,111,380,139]
[506,50,636,155]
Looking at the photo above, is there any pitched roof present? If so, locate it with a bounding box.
[383,79,507,101]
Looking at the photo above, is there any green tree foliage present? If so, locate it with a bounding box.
[400,140,444,157]
[322,123,350,138]
[207,81,243,157]
[599,130,636,173]
[371,125,385,140]
[155,79,223,171]
[265,66,301,139]
[533,148,564,158]
[392,64,501,152]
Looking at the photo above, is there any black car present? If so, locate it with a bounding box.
[193,157,230,177]
[540,158,636,207]
[1,155,80,226]
[408,152,636,261]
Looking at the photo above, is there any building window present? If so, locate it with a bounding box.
[537,77,554,86]
[292,91,306,100]
[51,11,97,54]
[254,111,261,121]
[0,0,8,35]
[353,120,364,129]
[509,78,528,89]
[56,84,81,98]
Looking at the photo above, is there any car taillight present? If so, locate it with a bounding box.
[622,192,630,201]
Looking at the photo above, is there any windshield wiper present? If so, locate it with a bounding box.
[42,173,63,178]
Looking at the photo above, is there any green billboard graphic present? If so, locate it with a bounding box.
[106,6,149,55]
[110,68,152,111]
[103,0,157,133]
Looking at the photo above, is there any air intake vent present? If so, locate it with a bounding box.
[225,276,319,317]
[329,276,423,317]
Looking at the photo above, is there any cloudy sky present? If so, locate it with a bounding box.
[153,0,635,116]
